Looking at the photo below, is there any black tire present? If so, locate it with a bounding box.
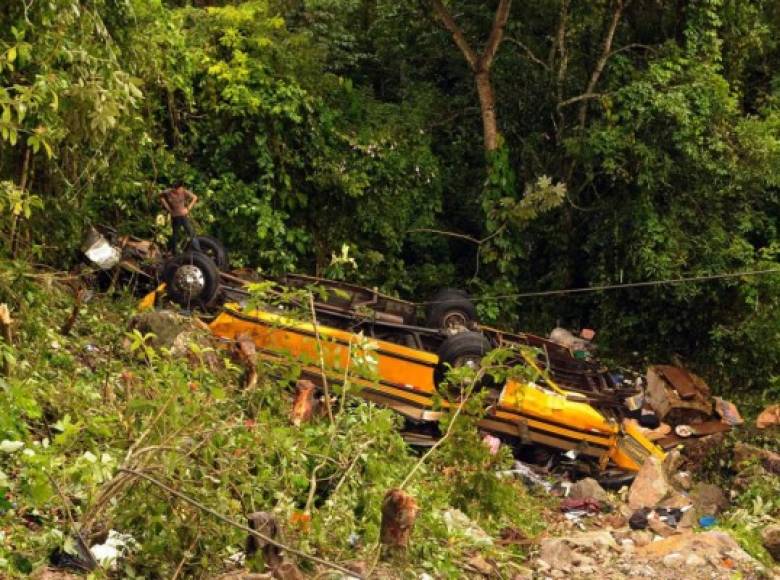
[163,251,220,308]
[595,470,636,490]
[425,288,478,330]
[434,331,493,386]
[187,235,228,270]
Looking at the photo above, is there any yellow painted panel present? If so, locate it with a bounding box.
[209,308,438,392]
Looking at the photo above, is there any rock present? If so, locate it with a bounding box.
[621,539,635,553]
[442,509,492,546]
[565,530,618,553]
[549,570,565,579]
[684,552,707,567]
[535,558,551,572]
[128,310,193,347]
[762,524,780,562]
[662,449,684,477]
[756,404,780,429]
[662,552,684,568]
[604,513,627,529]
[637,530,756,566]
[648,514,677,538]
[632,530,653,547]
[660,491,692,510]
[539,539,574,570]
[466,554,493,575]
[678,508,698,529]
[629,510,649,530]
[569,477,609,502]
[672,471,692,490]
[690,483,728,516]
[629,456,669,509]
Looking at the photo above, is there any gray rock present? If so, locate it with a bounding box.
[569,477,609,502]
[539,539,574,570]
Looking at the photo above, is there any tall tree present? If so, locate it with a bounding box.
[431,0,511,152]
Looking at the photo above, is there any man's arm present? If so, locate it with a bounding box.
[185,190,198,212]
[159,190,173,214]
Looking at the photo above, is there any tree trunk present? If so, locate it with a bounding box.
[475,71,499,152]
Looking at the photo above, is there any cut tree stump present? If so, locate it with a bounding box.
[380,488,419,550]
[234,333,258,389]
[291,380,318,426]
[246,511,283,570]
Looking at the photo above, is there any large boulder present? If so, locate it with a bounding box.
[569,477,609,502]
[690,483,729,516]
[628,456,669,509]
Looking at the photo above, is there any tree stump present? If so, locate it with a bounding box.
[233,333,258,389]
[246,511,283,570]
[291,380,318,426]
[380,488,419,550]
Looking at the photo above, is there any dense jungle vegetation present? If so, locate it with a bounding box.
[0,0,779,403]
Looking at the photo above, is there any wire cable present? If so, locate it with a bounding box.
[418,266,780,305]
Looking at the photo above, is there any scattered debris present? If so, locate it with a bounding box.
[481,432,501,455]
[498,461,553,492]
[548,327,595,354]
[646,365,714,425]
[89,530,138,570]
[560,497,602,515]
[713,397,743,426]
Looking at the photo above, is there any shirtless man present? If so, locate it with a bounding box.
[159,183,201,253]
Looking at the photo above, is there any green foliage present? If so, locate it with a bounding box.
[0,267,546,576]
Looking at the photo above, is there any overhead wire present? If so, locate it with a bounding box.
[416,266,780,305]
